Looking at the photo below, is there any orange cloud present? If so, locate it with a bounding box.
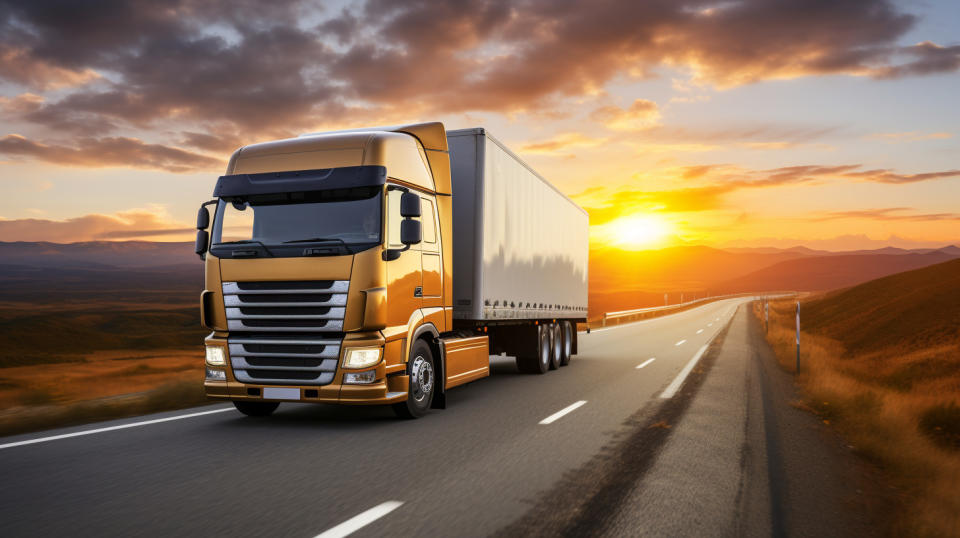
[865,131,953,142]
[0,134,221,173]
[0,207,193,242]
[520,133,606,155]
[591,99,660,130]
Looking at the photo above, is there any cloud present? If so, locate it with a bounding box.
[0,207,192,242]
[1,0,955,141]
[590,99,660,130]
[520,133,606,155]
[812,207,960,222]
[865,131,953,142]
[0,134,222,173]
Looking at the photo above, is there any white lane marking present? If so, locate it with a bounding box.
[661,345,709,399]
[0,407,234,450]
[539,400,587,424]
[314,501,404,538]
[708,323,713,327]
[636,358,656,369]
[675,339,686,346]
[696,329,704,334]
[715,317,719,321]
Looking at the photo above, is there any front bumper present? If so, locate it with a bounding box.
[203,332,408,405]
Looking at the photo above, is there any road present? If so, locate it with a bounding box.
[0,298,878,537]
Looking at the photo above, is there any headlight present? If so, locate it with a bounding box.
[205,345,226,366]
[343,347,381,369]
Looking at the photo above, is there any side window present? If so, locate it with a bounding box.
[387,190,404,247]
[421,198,436,244]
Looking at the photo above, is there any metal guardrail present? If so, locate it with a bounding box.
[597,292,797,328]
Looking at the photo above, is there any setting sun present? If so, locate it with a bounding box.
[605,214,673,249]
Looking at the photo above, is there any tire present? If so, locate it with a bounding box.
[559,321,573,366]
[233,400,279,417]
[515,324,550,374]
[393,339,436,419]
[548,323,561,370]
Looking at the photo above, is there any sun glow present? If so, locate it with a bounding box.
[605,215,673,249]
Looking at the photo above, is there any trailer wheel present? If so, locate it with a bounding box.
[549,323,562,370]
[559,321,573,366]
[233,401,279,417]
[393,339,435,419]
[516,324,550,374]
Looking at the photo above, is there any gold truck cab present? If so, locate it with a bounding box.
[196,122,489,418]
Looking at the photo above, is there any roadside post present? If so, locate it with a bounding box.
[795,301,800,373]
[764,300,769,333]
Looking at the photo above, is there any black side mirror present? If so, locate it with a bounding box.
[197,206,210,229]
[400,192,421,217]
[401,219,422,245]
[195,229,209,257]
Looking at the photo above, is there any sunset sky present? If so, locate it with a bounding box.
[1,0,959,251]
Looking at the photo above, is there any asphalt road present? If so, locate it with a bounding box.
[0,298,877,537]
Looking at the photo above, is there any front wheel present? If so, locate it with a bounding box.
[233,400,279,417]
[393,340,435,419]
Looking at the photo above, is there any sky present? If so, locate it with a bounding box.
[1,0,959,251]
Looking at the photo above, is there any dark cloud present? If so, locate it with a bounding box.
[0,134,221,172]
[0,0,956,171]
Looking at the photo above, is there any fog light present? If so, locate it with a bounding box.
[343,347,381,369]
[344,370,377,384]
[205,367,226,381]
[205,345,226,366]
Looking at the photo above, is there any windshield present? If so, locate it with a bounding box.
[211,187,382,253]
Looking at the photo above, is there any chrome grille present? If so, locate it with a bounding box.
[223,280,348,385]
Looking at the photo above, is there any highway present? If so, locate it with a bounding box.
[0,298,876,537]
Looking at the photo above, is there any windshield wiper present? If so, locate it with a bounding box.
[214,239,275,257]
[282,237,349,245]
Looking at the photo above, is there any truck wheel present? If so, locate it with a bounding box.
[549,323,562,370]
[515,324,550,374]
[233,401,279,417]
[559,321,573,366]
[393,340,435,419]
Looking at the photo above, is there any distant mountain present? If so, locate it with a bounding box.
[0,241,199,268]
[715,251,959,294]
[802,257,960,355]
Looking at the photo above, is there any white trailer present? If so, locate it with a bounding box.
[447,128,589,322]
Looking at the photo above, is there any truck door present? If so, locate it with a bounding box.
[385,188,422,328]
[419,196,443,309]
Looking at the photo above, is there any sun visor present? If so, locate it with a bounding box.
[213,165,387,198]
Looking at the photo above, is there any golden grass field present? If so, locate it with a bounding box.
[757,258,960,537]
[0,349,206,437]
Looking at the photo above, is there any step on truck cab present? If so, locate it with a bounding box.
[196,122,588,418]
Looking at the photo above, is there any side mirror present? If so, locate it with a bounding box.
[400,192,421,218]
[195,229,209,258]
[400,219,422,245]
[197,206,210,229]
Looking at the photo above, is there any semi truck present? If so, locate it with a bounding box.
[195,122,589,418]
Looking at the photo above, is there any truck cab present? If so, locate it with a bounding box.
[197,122,489,418]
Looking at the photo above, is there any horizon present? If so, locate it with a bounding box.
[1,1,959,251]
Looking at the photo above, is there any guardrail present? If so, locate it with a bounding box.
[593,291,797,329]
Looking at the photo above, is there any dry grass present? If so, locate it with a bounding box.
[0,349,208,437]
[756,299,960,537]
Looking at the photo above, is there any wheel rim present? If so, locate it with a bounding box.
[410,355,434,403]
[564,325,572,359]
[552,326,561,364]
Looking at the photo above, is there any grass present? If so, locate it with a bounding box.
[756,259,960,537]
[0,349,208,437]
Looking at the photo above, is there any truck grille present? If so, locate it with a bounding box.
[223,280,348,385]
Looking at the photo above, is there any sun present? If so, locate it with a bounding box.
[606,214,673,250]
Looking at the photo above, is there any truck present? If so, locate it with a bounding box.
[195,122,589,418]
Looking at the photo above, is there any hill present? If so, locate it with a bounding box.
[716,251,958,294]
[802,257,960,355]
[0,241,199,268]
